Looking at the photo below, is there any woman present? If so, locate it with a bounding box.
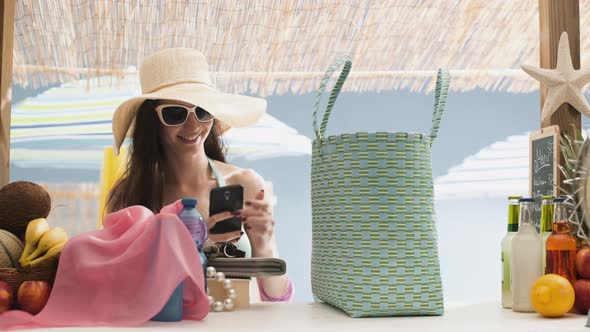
[107,48,293,302]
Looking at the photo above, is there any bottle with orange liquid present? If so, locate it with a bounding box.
[545,197,577,286]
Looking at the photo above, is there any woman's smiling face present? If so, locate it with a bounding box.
[156,99,215,154]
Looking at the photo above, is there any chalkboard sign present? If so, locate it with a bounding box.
[529,125,560,231]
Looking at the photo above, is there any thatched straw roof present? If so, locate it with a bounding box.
[12,0,590,96]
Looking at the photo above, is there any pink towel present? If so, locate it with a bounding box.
[160,199,184,214]
[0,204,209,330]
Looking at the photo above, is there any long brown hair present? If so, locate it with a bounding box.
[107,99,227,213]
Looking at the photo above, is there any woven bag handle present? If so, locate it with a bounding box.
[313,60,449,145]
[313,56,352,141]
[429,68,450,145]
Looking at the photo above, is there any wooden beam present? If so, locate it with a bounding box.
[539,0,580,133]
[0,0,14,187]
[539,0,580,195]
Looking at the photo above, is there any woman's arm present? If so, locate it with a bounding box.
[233,169,293,301]
[252,234,293,301]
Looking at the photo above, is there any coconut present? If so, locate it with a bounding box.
[0,181,51,238]
[0,229,24,268]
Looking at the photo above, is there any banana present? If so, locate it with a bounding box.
[19,218,50,266]
[24,241,66,268]
[25,227,68,263]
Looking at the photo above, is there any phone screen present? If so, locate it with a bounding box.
[209,184,244,234]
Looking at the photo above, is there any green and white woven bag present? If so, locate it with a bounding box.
[310,56,449,318]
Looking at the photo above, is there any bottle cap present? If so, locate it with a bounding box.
[508,195,523,200]
[518,198,535,202]
[181,198,198,206]
[542,195,555,201]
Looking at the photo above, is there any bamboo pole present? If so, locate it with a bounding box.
[0,0,15,187]
[12,64,530,79]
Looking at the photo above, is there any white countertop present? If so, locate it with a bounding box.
[16,302,588,332]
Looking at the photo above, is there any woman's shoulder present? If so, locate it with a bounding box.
[211,160,265,198]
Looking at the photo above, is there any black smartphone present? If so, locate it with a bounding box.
[209,184,244,234]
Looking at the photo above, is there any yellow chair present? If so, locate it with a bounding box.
[97,146,128,228]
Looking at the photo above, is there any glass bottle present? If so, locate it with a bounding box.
[545,198,577,286]
[511,198,543,312]
[501,195,521,309]
[539,195,554,274]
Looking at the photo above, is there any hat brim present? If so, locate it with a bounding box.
[111,83,267,155]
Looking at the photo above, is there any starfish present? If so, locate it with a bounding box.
[521,32,590,123]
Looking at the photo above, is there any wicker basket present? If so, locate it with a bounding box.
[0,265,57,300]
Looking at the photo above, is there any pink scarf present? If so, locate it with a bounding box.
[0,204,209,330]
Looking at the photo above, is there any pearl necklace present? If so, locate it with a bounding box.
[206,266,238,312]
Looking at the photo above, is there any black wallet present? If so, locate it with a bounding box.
[207,257,287,278]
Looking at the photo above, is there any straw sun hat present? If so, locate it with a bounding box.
[111,48,267,156]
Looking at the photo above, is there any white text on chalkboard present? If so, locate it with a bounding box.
[534,146,552,173]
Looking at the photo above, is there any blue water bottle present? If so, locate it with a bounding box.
[151,283,184,322]
[151,198,209,322]
[151,206,188,321]
[178,199,209,287]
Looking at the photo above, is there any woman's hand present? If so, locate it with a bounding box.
[206,211,242,243]
[161,199,242,243]
[241,190,276,256]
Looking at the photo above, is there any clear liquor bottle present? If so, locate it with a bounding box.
[511,198,542,312]
[540,195,554,274]
[501,195,520,309]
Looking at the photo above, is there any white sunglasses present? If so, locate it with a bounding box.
[154,104,215,126]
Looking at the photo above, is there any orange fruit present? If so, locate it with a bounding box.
[531,274,575,317]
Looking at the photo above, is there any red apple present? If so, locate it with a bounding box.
[17,281,51,315]
[577,247,590,279]
[0,281,13,313]
[574,279,590,315]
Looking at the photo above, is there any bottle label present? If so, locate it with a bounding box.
[180,215,207,245]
